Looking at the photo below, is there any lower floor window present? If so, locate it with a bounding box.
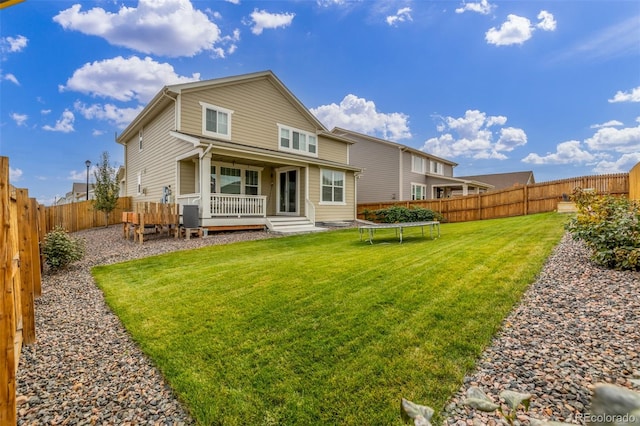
[210,164,261,195]
[411,183,426,200]
[321,169,344,203]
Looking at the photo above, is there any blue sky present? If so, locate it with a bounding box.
[1,0,639,205]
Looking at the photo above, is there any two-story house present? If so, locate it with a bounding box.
[116,71,361,231]
[331,128,493,202]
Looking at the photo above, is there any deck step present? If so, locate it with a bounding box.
[266,216,328,234]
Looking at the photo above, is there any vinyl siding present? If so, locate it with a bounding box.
[124,102,192,202]
[348,135,401,203]
[179,78,338,157]
[309,167,356,221]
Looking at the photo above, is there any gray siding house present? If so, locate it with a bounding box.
[331,128,493,203]
[116,71,361,230]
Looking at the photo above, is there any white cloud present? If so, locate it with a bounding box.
[495,127,527,152]
[584,124,640,153]
[485,14,533,46]
[316,0,346,6]
[422,110,526,160]
[609,86,640,103]
[455,0,495,15]
[0,35,27,53]
[3,73,19,85]
[536,10,556,31]
[43,110,75,133]
[249,9,295,35]
[522,140,596,165]
[386,7,412,26]
[41,109,52,115]
[53,0,222,57]
[485,11,555,46]
[9,167,23,182]
[225,0,240,4]
[74,101,144,129]
[92,129,105,136]
[10,113,27,126]
[522,121,640,174]
[592,152,640,174]
[591,120,623,129]
[60,56,200,103]
[311,94,412,140]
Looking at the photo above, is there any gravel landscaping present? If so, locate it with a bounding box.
[16,226,639,425]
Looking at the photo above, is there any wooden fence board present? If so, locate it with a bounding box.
[1,157,17,425]
[16,190,35,345]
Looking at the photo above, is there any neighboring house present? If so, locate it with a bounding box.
[331,128,493,202]
[455,171,535,191]
[116,70,361,231]
[56,183,94,205]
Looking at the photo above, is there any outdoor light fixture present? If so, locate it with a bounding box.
[85,160,91,201]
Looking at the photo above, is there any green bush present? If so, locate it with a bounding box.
[362,205,444,223]
[565,188,640,271]
[41,226,85,270]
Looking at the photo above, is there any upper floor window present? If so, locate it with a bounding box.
[430,160,444,175]
[200,101,233,140]
[138,129,143,151]
[412,155,427,174]
[278,124,317,157]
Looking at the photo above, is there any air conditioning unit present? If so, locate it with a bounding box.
[182,205,199,228]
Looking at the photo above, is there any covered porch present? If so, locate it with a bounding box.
[174,148,317,231]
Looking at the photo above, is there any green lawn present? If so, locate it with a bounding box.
[92,213,568,425]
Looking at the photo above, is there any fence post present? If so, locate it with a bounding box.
[0,157,17,425]
[16,189,36,345]
[523,185,528,216]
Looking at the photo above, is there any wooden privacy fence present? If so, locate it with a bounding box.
[630,163,640,201]
[1,156,42,424]
[42,196,132,233]
[358,173,630,223]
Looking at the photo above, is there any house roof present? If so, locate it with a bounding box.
[331,127,458,166]
[117,70,328,144]
[455,171,535,190]
[170,130,362,173]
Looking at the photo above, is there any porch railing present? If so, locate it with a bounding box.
[210,194,267,217]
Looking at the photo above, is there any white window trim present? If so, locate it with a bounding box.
[200,101,233,140]
[136,171,142,196]
[430,160,444,175]
[411,183,427,200]
[210,161,263,195]
[319,169,346,205]
[277,124,318,158]
[411,155,427,174]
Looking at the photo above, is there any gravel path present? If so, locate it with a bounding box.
[16,227,639,425]
[443,234,640,425]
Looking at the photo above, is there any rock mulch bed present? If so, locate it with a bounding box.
[16,228,639,425]
[17,226,276,425]
[443,234,640,425]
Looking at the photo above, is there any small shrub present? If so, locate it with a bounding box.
[41,226,85,270]
[363,206,444,223]
[565,188,640,271]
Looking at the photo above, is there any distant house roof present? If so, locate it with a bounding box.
[456,171,535,190]
[71,182,94,195]
[331,127,458,166]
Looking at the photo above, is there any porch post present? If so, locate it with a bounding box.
[201,154,211,219]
